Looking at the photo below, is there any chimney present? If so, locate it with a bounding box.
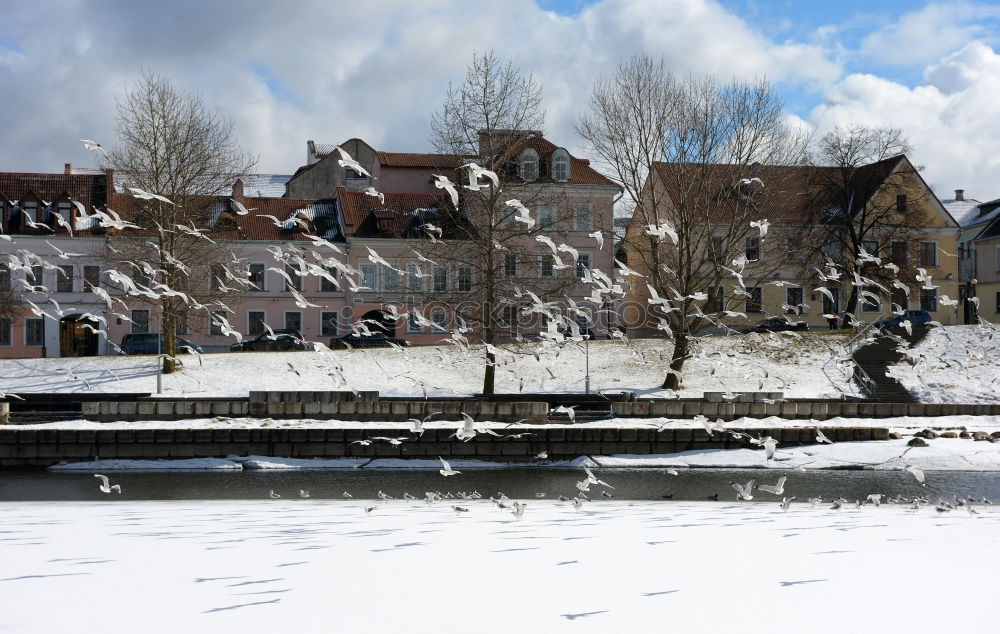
[64,163,72,174]
[955,189,965,201]
[307,140,317,165]
[232,178,244,201]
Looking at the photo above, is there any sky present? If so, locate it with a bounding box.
[1,0,999,201]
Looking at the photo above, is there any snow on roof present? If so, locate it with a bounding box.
[941,197,988,226]
[239,174,292,197]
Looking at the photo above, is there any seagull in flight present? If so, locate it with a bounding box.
[94,474,121,494]
[81,139,109,159]
[333,145,374,179]
[433,174,459,208]
[504,199,535,229]
[730,479,756,501]
[588,230,604,250]
[229,199,256,215]
[127,187,174,205]
[758,476,787,495]
[750,219,769,238]
[461,162,500,190]
[903,464,926,485]
[362,187,385,205]
[439,456,461,477]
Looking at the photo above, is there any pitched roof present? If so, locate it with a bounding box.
[0,171,112,209]
[236,174,292,198]
[502,135,619,187]
[376,152,467,169]
[336,186,451,239]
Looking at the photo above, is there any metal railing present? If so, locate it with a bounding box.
[843,313,883,357]
[851,362,878,398]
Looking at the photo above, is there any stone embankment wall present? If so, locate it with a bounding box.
[0,425,890,468]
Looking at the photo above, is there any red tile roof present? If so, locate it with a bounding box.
[337,187,449,238]
[375,152,469,168]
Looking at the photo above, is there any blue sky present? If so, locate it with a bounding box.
[0,0,999,196]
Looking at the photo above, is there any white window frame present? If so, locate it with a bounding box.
[382,265,401,293]
[576,253,592,279]
[519,148,539,181]
[540,253,554,278]
[248,263,266,292]
[131,309,150,334]
[407,312,423,334]
[284,263,303,292]
[430,307,448,333]
[504,253,518,278]
[574,204,592,232]
[745,238,761,263]
[458,265,472,293]
[210,311,226,336]
[551,149,570,182]
[407,264,424,292]
[360,264,378,292]
[56,265,74,293]
[433,266,448,292]
[785,287,804,314]
[537,204,556,230]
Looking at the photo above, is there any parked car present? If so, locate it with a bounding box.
[876,309,934,329]
[736,317,809,334]
[120,334,203,355]
[230,329,307,352]
[329,332,409,349]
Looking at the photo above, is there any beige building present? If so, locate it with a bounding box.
[623,155,961,334]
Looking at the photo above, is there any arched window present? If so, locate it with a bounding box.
[551,148,570,182]
[519,148,539,181]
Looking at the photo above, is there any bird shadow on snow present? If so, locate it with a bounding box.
[561,610,610,620]
[642,590,679,597]
[203,598,281,613]
[779,579,827,587]
[1,572,92,581]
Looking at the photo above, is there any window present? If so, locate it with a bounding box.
[83,265,100,292]
[784,238,806,262]
[360,264,377,291]
[319,266,339,292]
[133,268,153,289]
[23,201,38,223]
[891,241,908,267]
[383,266,401,292]
[0,264,9,291]
[891,288,909,312]
[248,311,266,336]
[345,167,366,180]
[574,204,592,232]
[861,292,881,313]
[822,286,840,315]
[431,308,448,333]
[540,253,554,278]
[284,264,303,291]
[896,194,907,212]
[745,238,760,263]
[285,311,302,332]
[321,311,338,337]
[210,264,225,291]
[504,253,518,278]
[433,266,448,292]
[576,309,592,337]
[918,241,937,267]
[707,286,724,313]
[407,312,422,334]
[538,204,555,229]
[576,253,591,279]
[785,287,804,314]
[746,287,763,313]
[862,240,879,259]
[822,239,843,264]
[175,314,189,335]
[209,311,226,336]
[551,149,570,182]
[25,318,44,346]
[500,304,519,329]
[919,288,937,312]
[57,202,72,228]
[30,265,43,286]
[131,310,150,334]
[519,148,539,181]
[56,265,73,293]
[407,264,423,292]
[248,263,265,291]
[996,292,1000,314]
[0,318,9,346]
[710,236,725,261]
[458,266,472,292]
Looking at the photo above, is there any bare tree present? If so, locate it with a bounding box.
[579,55,809,389]
[426,51,578,396]
[807,125,925,325]
[106,72,256,372]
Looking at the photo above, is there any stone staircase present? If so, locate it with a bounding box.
[851,325,929,402]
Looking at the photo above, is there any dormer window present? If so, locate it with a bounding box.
[57,201,72,228]
[551,148,570,182]
[519,148,539,181]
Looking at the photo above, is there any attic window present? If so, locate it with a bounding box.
[896,194,907,212]
[374,209,394,233]
[519,148,539,181]
[551,148,570,182]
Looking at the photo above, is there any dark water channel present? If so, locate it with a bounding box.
[2,468,999,503]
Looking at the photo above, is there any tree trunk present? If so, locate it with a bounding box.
[842,286,859,329]
[162,305,178,374]
[483,349,496,396]
[662,331,689,389]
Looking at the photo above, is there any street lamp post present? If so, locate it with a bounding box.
[584,333,591,395]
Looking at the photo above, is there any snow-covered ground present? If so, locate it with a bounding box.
[0,333,850,399]
[1,499,997,633]
[889,324,1000,403]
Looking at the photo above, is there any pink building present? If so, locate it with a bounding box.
[0,133,621,357]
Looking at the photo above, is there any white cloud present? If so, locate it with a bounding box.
[809,41,1000,199]
[859,2,1000,66]
[0,0,842,177]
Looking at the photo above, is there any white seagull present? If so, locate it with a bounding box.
[433,174,459,208]
[94,474,121,494]
[81,139,109,159]
[439,456,461,477]
[334,145,374,179]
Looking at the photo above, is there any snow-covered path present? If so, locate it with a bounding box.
[1,499,996,633]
